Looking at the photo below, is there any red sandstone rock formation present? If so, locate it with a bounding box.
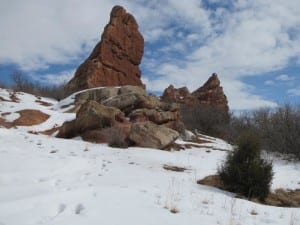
[161,85,194,104]
[161,73,229,111]
[66,5,144,93]
[192,73,228,111]
[57,86,183,149]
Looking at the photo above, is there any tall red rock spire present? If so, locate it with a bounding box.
[66,5,144,93]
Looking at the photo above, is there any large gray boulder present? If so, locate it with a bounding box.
[57,100,125,138]
[129,121,179,149]
[102,93,147,113]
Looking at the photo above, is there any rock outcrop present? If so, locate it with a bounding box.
[57,86,182,149]
[192,73,228,111]
[57,100,125,138]
[161,73,228,111]
[66,5,144,93]
[161,85,197,105]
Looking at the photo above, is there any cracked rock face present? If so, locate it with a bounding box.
[66,5,144,93]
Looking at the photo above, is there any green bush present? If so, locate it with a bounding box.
[218,132,273,201]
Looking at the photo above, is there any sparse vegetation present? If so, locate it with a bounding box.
[180,105,231,138]
[228,104,300,160]
[180,102,300,161]
[198,175,300,207]
[218,132,273,201]
[7,71,68,100]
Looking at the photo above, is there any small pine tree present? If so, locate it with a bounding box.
[218,132,273,201]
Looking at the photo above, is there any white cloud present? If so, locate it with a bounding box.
[142,0,300,110]
[288,87,300,96]
[275,74,295,81]
[0,0,299,110]
[265,80,275,86]
[0,0,117,70]
[222,79,278,110]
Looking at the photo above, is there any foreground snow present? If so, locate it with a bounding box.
[0,88,300,225]
[1,128,300,225]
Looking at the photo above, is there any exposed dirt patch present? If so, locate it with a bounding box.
[266,189,300,207]
[163,164,188,172]
[1,112,11,116]
[9,92,20,102]
[0,112,14,128]
[0,117,14,128]
[13,110,50,126]
[197,175,300,207]
[197,175,225,189]
[39,126,61,136]
[35,100,53,107]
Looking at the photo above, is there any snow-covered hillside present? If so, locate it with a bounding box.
[0,88,299,225]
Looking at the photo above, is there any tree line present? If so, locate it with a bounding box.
[1,71,68,100]
[181,103,300,160]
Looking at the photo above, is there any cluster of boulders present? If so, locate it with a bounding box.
[57,86,182,149]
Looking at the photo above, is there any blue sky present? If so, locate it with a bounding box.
[0,0,299,110]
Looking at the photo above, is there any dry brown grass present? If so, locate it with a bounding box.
[40,126,60,135]
[35,100,53,107]
[28,126,61,136]
[265,189,300,207]
[197,175,225,190]
[197,175,300,207]
[0,117,14,128]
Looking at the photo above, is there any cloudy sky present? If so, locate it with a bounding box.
[1,0,300,110]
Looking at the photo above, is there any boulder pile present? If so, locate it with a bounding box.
[57,86,182,149]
